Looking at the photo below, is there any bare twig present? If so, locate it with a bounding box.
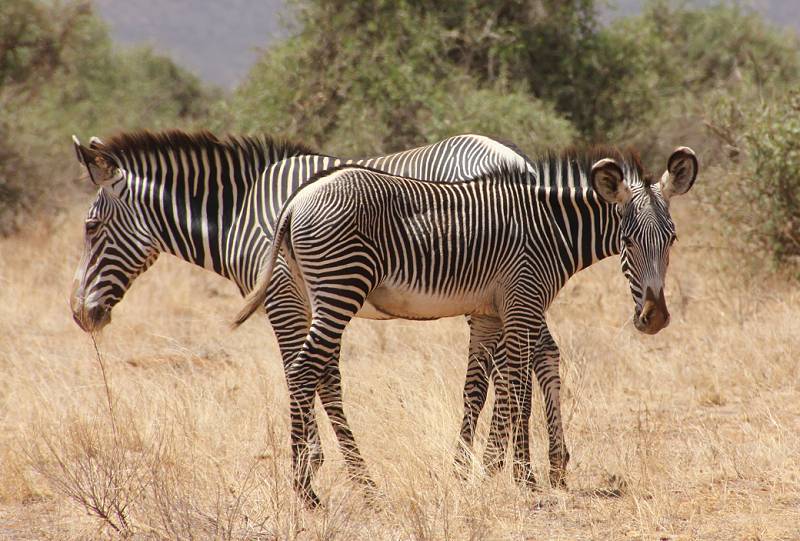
[90,333,118,439]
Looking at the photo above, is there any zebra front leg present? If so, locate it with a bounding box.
[533,326,569,488]
[481,343,510,475]
[502,307,543,489]
[455,315,504,475]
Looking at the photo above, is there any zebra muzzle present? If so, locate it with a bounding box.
[634,287,670,335]
[71,302,111,333]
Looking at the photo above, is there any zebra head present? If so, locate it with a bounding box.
[590,147,698,335]
[70,136,160,333]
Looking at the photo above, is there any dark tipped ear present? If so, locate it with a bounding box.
[88,136,104,149]
[591,158,631,205]
[660,146,698,199]
[72,134,117,186]
[72,135,87,165]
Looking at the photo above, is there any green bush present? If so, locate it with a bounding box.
[610,1,800,168]
[0,0,212,234]
[219,0,576,156]
[420,80,575,155]
[706,91,800,267]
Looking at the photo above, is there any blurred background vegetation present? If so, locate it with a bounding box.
[1,0,798,267]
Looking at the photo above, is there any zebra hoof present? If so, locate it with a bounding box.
[353,472,378,491]
[513,464,537,490]
[297,484,322,509]
[452,447,474,480]
[310,453,325,476]
[549,469,568,490]
[482,455,506,477]
[361,481,385,510]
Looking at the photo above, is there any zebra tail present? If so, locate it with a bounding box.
[231,206,293,329]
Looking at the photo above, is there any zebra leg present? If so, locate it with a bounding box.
[481,342,510,475]
[481,347,520,477]
[316,360,376,489]
[275,326,328,477]
[266,263,327,477]
[267,261,373,486]
[532,326,569,488]
[513,351,536,488]
[285,338,323,507]
[454,315,504,474]
[502,307,543,489]
[286,230,376,505]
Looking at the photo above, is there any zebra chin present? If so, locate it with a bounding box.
[71,304,112,333]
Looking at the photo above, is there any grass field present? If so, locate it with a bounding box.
[1,196,798,540]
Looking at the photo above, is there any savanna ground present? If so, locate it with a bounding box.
[1,195,799,540]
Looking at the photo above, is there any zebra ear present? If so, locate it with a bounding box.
[591,158,631,205]
[72,135,117,186]
[660,147,698,199]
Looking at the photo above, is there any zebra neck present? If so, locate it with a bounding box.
[123,158,267,291]
[538,184,622,281]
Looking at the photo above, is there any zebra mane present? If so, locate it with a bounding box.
[97,129,318,165]
[534,146,647,188]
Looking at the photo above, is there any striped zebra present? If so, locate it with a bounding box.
[68,130,533,492]
[235,146,699,505]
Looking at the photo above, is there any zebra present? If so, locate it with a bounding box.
[68,129,537,493]
[234,146,699,505]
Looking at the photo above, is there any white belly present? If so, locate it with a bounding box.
[355,299,395,320]
[355,283,494,321]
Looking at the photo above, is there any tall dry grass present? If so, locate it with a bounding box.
[0,196,798,539]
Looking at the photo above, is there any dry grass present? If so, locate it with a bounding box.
[1,198,798,540]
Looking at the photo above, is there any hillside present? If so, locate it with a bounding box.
[94,0,289,87]
[96,0,800,88]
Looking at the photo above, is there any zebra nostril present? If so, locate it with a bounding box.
[640,313,649,324]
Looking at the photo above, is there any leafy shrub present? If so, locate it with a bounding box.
[611,1,800,168]
[0,0,212,234]
[707,91,800,267]
[420,80,575,155]
[219,0,576,156]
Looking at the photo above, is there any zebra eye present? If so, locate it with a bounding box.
[621,236,633,249]
[85,219,102,236]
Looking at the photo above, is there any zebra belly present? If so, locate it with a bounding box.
[355,300,397,320]
[361,284,494,321]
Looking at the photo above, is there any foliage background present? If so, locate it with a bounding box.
[0,0,210,233]
[3,0,799,263]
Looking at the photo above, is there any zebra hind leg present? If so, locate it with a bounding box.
[286,307,370,507]
[511,353,536,489]
[317,361,377,492]
[267,265,328,478]
[285,347,322,508]
[481,344,510,475]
